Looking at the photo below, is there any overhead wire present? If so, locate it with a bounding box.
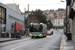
[12,0,66,6]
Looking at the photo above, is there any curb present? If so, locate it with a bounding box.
[0,36,29,43]
[0,38,20,43]
[60,34,63,50]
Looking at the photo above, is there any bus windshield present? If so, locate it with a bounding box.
[29,25,43,32]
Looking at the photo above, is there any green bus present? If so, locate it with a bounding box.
[29,23,47,38]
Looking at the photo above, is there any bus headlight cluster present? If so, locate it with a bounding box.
[40,34,42,35]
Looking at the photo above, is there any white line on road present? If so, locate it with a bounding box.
[10,39,42,50]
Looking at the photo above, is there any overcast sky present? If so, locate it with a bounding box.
[0,0,66,12]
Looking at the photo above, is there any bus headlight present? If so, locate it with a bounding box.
[40,34,42,35]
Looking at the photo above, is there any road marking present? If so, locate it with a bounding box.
[60,34,63,50]
[10,39,41,50]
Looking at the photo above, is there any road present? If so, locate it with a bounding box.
[0,30,63,50]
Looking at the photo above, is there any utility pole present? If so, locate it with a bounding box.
[24,8,26,32]
[28,4,29,26]
[28,4,29,34]
[32,10,33,23]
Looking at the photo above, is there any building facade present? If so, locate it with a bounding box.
[0,3,25,37]
[5,3,21,14]
[51,18,64,27]
[66,0,75,42]
[55,19,64,26]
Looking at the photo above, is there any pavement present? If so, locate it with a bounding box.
[0,38,17,43]
[0,36,28,43]
[60,34,75,50]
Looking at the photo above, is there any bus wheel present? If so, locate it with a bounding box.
[31,36,34,38]
[42,35,44,38]
[44,36,46,37]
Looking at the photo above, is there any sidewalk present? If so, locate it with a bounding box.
[0,38,17,43]
[60,34,75,50]
[0,36,28,43]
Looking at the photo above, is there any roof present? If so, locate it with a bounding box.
[4,3,21,14]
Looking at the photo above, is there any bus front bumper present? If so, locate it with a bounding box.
[29,34,43,37]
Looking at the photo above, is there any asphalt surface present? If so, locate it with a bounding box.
[0,30,63,50]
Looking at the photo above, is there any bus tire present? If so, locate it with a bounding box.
[31,36,34,38]
[44,36,46,37]
[44,34,47,37]
[42,34,44,38]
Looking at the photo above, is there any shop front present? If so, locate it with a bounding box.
[0,3,25,38]
[0,6,6,37]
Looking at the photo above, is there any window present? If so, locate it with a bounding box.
[1,27,6,32]
[0,7,1,19]
[0,6,6,24]
[29,25,43,32]
[0,12,1,19]
[2,13,5,19]
[9,15,23,22]
[0,7,1,11]
[2,8,5,13]
[0,19,2,23]
[2,8,5,19]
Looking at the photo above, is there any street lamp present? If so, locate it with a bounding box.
[61,0,65,2]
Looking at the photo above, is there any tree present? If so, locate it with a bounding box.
[47,20,53,29]
[28,9,47,24]
[34,9,47,24]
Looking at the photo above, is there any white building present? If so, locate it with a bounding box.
[51,18,64,27]
[5,3,21,14]
[55,19,64,26]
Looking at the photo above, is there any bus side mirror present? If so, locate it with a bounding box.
[40,25,43,28]
[29,25,33,28]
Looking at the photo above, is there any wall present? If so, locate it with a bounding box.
[72,19,74,42]
[6,7,25,33]
[5,4,21,14]
[0,24,1,33]
[66,0,75,42]
[54,19,64,26]
[73,17,75,42]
